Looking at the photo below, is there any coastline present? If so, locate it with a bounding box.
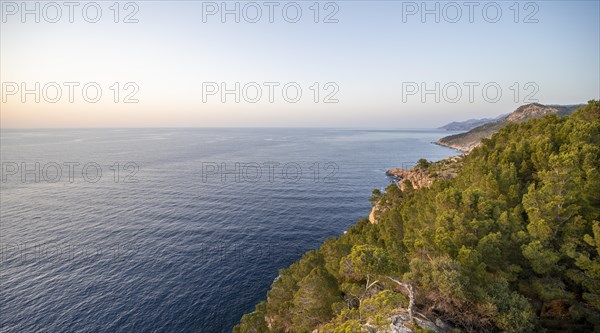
[369,139,468,225]
[432,140,470,153]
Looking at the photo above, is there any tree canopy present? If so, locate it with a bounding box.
[235,101,600,333]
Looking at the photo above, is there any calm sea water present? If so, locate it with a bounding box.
[0,128,458,333]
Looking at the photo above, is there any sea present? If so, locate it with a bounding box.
[0,128,459,333]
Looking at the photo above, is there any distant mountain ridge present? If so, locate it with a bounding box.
[436,103,584,152]
[438,114,507,131]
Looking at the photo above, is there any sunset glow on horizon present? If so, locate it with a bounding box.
[2,1,599,128]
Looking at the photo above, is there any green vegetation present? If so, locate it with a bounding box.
[234,101,600,333]
[417,158,431,169]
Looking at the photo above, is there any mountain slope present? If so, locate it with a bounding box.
[436,103,584,152]
[438,114,507,131]
[438,118,496,131]
[235,101,600,333]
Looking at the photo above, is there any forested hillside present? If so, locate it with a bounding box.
[235,101,600,333]
[436,103,583,152]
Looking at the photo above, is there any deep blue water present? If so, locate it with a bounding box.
[0,128,458,333]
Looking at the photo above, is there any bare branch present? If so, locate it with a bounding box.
[388,277,415,325]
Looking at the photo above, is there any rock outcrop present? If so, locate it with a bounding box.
[369,201,380,224]
[385,168,434,191]
[388,311,451,333]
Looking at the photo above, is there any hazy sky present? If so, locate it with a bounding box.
[1,0,599,128]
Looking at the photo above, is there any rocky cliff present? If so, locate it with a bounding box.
[385,168,434,191]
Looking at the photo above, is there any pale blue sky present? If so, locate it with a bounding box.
[1,1,599,128]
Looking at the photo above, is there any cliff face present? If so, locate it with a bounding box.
[436,103,583,152]
[368,201,380,224]
[370,166,437,224]
[385,168,434,191]
[371,156,464,224]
